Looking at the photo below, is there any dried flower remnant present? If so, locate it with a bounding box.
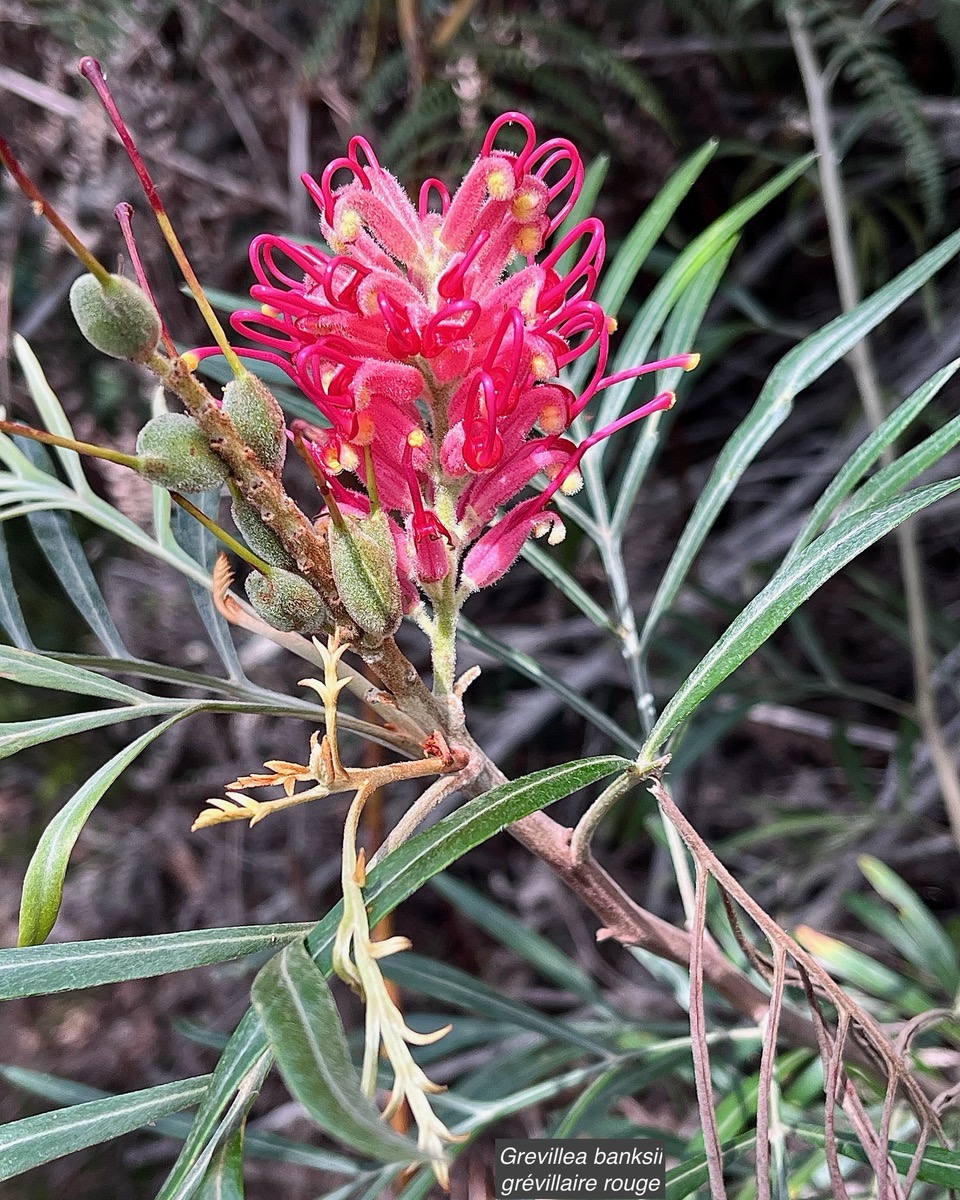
[197,111,697,606]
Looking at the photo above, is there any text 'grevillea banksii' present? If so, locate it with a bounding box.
[197,112,698,603]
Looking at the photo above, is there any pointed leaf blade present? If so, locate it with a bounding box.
[251,939,422,1166]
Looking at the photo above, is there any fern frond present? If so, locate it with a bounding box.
[799,0,944,231]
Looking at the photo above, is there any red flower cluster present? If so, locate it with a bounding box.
[205,113,695,598]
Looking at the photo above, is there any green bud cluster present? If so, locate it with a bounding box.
[231,497,295,569]
[69,273,161,361]
[327,510,401,640]
[245,568,331,635]
[136,413,228,492]
[222,373,286,475]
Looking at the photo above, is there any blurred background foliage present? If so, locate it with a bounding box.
[2,0,960,1196]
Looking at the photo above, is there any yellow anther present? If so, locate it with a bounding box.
[513,225,542,255]
[486,167,511,201]
[606,315,619,334]
[407,428,427,449]
[560,468,583,496]
[353,413,375,445]
[511,189,539,219]
[260,303,279,318]
[530,352,552,380]
[337,207,361,241]
[520,284,539,321]
[538,402,566,434]
[180,351,200,372]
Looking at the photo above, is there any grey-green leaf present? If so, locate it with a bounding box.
[637,221,960,659]
[644,477,960,756]
[0,645,151,704]
[0,923,317,1000]
[0,1074,210,1182]
[18,713,186,946]
[251,938,422,1165]
[0,700,185,761]
[157,755,628,1197]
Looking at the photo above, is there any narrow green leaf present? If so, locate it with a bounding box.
[0,923,316,1000]
[637,222,960,660]
[12,335,90,496]
[251,939,422,1165]
[1,1064,359,1175]
[611,235,739,538]
[0,645,153,704]
[18,713,187,946]
[783,359,960,566]
[19,442,128,657]
[0,523,34,649]
[793,1123,960,1187]
[857,855,960,994]
[157,755,628,1197]
[592,154,814,439]
[430,874,606,1008]
[644,477,960,756]
[197,1127,245,1200]
[519,542,613,631]
[0,700,185,761]
[458,618,641,753]
[0,1074,210,1182]
[171,492,246,683]
[841,407,960,522]
[383,953,611,1056]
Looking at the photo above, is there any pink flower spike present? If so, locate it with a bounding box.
[419,178,451,218]
[230,309,300,354]
[347,135,380,172]
[322,256,370,311]
[481,111,537,176]
[539,218,605,310]
[526,140,584,233]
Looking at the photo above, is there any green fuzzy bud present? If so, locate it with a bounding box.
[69,273,161,361]
[245,568,331,635]
[231,497,295,569]
[136,413,229,492]
[328,510,401,640]
[222,373,286,475]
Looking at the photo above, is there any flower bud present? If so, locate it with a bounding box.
[222,372,286,475]
[244,568,332,635]
[69,273,161,361]
[231,497,295,569]
[327,510,401,639]
[136,413,229,492]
